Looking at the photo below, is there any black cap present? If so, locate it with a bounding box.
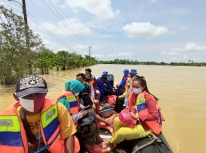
[15,76,48,97]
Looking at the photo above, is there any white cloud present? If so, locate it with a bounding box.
[126,45,135,49]
[40,19,92,36]
[184,43,206,51]
[42,39,57,51]
[123,22,168,38]
[92,54,105,58]
[65,0,120,19]
[0,2,5,6]
[178,25,189,31]
[118,52,134,56]
[162,43,206,56]
[73,44,105,52]
[108,54,116,57]
[72,9,79,13]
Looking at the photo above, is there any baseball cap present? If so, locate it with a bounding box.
[123,69,129,74]
[130,69,137,74]
[15,76,48,97]
[102,71,109,76]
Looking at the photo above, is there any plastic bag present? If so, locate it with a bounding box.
[118,109,136,128]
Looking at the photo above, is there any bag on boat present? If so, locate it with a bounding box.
[78,109,95,127]
[107,95,117,105]
[118,109,136,128]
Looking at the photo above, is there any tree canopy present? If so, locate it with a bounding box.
[0,6,97,84]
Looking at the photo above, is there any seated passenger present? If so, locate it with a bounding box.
[76,73,99,114]
[85,68,100,101]
[97,71,115,103]
[116,69,129,96]
[102,76,164,148]
[85,73,100,114]
[114,71,137,113]
[57,80,110,151]
[0,75,76,153]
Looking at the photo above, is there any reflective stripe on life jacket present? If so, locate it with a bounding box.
[0,98,65,153]
[57,90,79,115]
[125,78,132,91]
[135,92,162,135]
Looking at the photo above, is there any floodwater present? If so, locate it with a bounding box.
[0,64,206,153]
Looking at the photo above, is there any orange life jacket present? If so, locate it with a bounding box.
[125,78,132,91]
[57,90,79,115]
[0,98,65,153]
[130,91,163,135]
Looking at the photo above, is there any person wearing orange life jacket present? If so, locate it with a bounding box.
[114,70,137,113]
[0,75,76,153]
[57,79,109,152]
[85,68,100,101]
[102,76,164,148]
[123,69,138,108]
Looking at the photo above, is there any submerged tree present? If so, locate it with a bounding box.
[0,5,42,84]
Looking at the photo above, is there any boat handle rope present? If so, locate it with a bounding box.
[132,134,162,153]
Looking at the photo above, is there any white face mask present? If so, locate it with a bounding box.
[19,98,34,112]
[19,95,45,112]
[133,88,142,95]
[74,92,79,96]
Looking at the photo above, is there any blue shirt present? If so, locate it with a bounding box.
[96,77,113,91]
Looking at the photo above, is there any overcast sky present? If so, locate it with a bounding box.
[1,0,206,62]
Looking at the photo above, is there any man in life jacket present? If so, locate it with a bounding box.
[116,69,129,96]
[0,75,76,153]
[85,68,100,101]
[96,71,115,103]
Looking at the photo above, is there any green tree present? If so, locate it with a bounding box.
[0,6,42,84]
[34,46,54,74]
[55,50,69,70]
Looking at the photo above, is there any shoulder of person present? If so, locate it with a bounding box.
[144,92,156,101]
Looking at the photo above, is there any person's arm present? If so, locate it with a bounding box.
[95,114,111,126]
[119,77,127,87]
[65,135,74,153]
[57,103,76,153]
[123,90,130,106]
[119,89,128,98]
[138,94,159,122]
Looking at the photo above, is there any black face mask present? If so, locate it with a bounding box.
[103,77,107,79]
[86,78,90,82]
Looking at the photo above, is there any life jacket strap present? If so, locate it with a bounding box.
[32,131,60,153]
[19,107,37,144]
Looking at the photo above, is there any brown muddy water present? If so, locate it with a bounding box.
[0,64,206,153]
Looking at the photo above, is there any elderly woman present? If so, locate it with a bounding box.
[102,76,164,148]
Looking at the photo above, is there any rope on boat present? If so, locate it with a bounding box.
[132,134,162,153]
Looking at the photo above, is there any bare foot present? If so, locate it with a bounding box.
[100,140,110,149]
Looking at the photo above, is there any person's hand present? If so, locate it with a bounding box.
[106,119,113,127]
[93,99,99,104]
[82,110,88,116]
[116,84,120,88]
[130,112,138,120]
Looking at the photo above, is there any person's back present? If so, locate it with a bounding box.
[0,75,76,153]
[116,69,129,96]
